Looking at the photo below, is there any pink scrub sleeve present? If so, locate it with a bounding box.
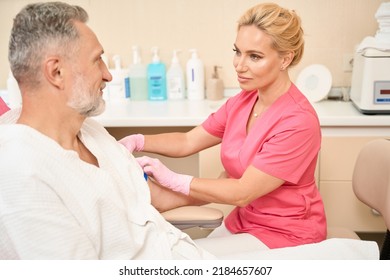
[0,97,10,116]
[201,91,246,139]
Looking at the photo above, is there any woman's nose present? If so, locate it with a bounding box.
[234,57,248,72]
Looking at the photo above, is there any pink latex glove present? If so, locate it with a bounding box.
[136,156,193,195]
[118,134,145,152]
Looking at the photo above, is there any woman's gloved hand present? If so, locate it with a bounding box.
[118,134,145,153]
[136,156,193,195]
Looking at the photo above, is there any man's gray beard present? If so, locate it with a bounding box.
[67,76,106,117]
[75,98,105,117]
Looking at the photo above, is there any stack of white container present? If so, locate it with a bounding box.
[375,2,390,43]
[356,2,390,53]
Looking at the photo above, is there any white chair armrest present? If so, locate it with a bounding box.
[161,206,224,230]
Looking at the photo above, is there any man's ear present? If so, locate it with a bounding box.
[43,56,65,90]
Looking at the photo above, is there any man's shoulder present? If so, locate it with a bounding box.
[0,107,21,124]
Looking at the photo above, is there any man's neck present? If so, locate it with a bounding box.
[17,102,85,151]
[18,107,99,167]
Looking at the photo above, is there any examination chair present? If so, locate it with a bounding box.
[352,138,390,260]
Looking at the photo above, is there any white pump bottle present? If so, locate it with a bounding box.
[109,55,127,101]
[186,49,205,100]
[167,49,185,100]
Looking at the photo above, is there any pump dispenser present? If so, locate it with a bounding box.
[186,49,205,100]
[147,47,167,100]
[167,49,185,100]
[129,46,148,100]
[206,66,224,100]
[109,55,127,101]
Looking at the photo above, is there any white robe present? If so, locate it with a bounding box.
[0,109,214,260]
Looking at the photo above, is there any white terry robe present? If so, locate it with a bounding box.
[0,109,215,260]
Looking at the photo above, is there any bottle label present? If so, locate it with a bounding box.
[148,75,167,100]
[168,77,184,99]
[124,77,130,98]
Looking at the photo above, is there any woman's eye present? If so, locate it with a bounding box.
[233,48,241,55]
[250,54,261,61]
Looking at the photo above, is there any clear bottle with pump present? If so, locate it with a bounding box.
[109,55,127,101]
[129,46,148,100]
[147,47,167,101]
[186,49,205,100]
[206,66,224,100]
[167,49,185,100]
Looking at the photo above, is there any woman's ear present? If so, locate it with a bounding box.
[280,51,294,70]
[43,56,65,89]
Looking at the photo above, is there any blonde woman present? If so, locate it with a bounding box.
[121,2,326,250]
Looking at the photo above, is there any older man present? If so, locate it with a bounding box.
[0,1,213,260]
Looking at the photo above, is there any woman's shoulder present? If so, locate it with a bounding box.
[286,84,319,115]
[268,84,320,128]
[225,89,257,108]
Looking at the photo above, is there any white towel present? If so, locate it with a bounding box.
[356,36,390,53]
[376,2,390,20]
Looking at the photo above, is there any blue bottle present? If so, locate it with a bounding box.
[147,47,167,101]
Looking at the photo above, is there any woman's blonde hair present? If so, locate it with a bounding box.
[237,2,304,67]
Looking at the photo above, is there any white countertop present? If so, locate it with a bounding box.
[93,99,225,127]
[93,98,390,129]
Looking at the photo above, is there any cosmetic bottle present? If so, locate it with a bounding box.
[147,47,167,101]
[167,49,185,100]
[186,49,205,100]
[206,66,224,100]
[109,55,127,101]
[129,46,148,100]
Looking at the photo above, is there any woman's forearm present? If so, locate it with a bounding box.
[143,126,221,157]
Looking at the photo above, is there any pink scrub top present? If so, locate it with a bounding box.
[202,84,326,249]
[0,97,10,116]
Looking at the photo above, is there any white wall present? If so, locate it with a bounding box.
[0,0,385,89]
